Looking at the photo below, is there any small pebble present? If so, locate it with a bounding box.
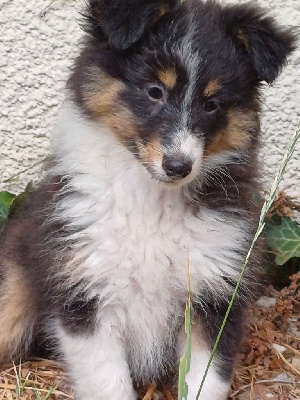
[291,357,300,370]
[272,343,287,354]
[256,296,277,308]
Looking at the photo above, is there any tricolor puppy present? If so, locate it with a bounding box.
[0,0,295,399]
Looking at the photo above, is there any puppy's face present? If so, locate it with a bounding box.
[71,0,294,187]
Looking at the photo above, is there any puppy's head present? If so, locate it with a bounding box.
[69,0,296,186]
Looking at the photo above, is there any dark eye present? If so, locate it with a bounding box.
[203,99,219,112]
[147,86,164,101]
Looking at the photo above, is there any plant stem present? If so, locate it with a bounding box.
[1,156,50,184]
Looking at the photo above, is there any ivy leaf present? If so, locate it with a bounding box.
[0,191,16,233]
[0,191,16,208]
[266,217,300,265]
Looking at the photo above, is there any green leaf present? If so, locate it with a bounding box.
[178,294,191,400]
[0,191,16,208]
[0,184,33,235]
[0,191,16,233]
[266,217,300,265]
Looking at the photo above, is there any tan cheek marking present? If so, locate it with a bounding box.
[204,109,258,156]
[83,68,139,142]
[139,138,164,165]
[158,69,178,90]
[85,80,124,115]
[101,108,139,142]
[204,79,222,97]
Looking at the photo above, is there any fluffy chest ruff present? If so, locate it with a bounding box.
[50,104,250,379]
[53,104,249,301]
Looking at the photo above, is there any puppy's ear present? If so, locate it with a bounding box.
[84,0,180,50]
[222,4,296,83]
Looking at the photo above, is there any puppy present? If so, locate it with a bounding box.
[0,0,295,399]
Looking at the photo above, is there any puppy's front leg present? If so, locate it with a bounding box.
[178,328,231,400]
[177,302,244,400]
[56,314,137,400]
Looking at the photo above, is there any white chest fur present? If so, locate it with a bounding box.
[52,103,249,377]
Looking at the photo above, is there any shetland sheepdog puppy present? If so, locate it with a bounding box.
[0,1,295,399]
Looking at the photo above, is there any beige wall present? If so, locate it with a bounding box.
[1,0,299,196]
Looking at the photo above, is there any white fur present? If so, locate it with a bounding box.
[56,316,137,400]
[203,151,247,172]
[175,18,200,127]
[51,102,249,398]
[152,129,204,184]
[172,17,202,166]
[178,328,231,400]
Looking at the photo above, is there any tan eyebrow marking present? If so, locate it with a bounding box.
[204,79,222,97]
[158,69,178,90]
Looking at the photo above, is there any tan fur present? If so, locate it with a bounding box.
[138,138,163,165]
[204,109,258,156]
[0,261,36,364]
[97,103,139,141]
[236,29,250,51]
[158,69,178,90]
[84,67,139,141]
[152,5,172,24]
[204,79,221,97]
[84,75,124,116]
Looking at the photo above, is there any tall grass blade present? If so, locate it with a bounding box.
[1,156,50,184]
[178,294,192,400]
[178,260,192,400]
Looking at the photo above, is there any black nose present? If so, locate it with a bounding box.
[162,155,193,179]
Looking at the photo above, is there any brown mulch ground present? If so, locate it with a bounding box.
[0,272,299,400]
[229,272,300,400]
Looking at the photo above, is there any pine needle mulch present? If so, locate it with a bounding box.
[0,273,299,400]
[0,359,74,400]
[229,272,300,400]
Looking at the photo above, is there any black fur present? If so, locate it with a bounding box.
[70,0,296,155]
[61,293,99,335]
[85,0,181,49]
[222,3,297,83]
[195,301,244,381]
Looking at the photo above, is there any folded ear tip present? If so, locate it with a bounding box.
[223,3,297,83]
[260,29,296,83]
